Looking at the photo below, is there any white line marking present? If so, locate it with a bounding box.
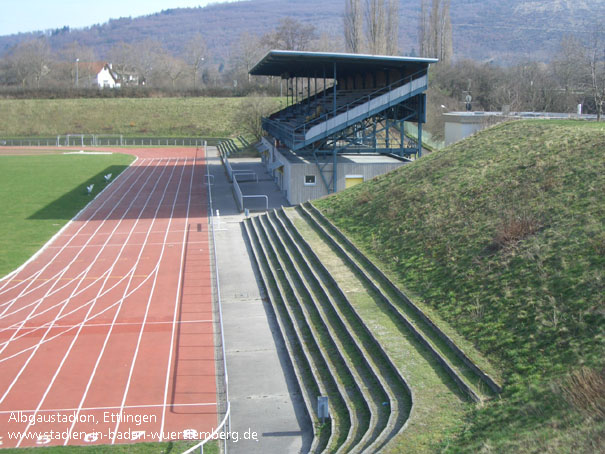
[65,158,188,445]
[5,160,175,418]
[159,153,197,442]
[112,157,193,444]
[0,402,217,415]
[0,159,154,313]
[0,160,167,354]
[0,319,213,331]
[16,161,182,447]
[0,158,145,296]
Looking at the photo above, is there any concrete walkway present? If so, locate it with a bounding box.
[206,148,312,454]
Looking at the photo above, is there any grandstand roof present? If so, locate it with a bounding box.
[250,50,438,79]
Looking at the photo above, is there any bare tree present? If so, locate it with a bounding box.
[418,0,452,62]
[261,18,317,51]
[160,54,187,89]
[365,0,387,54]
[231,32,264,83]
[586,23,604,120]
[344,0,364,53]
[385,0,399,55]
[419,0,431,57]
[59,42,97,88]
[185,33,208,89]
[235,95,282,140]
[9,38,53,88]
[439,0,453,63]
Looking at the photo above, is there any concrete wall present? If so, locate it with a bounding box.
[444,120,485,146]
[269,148,405,205]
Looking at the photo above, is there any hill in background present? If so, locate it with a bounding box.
[315,120,605,452]
[0,0,602,64]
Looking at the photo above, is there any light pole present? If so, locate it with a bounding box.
[76,58,79,88]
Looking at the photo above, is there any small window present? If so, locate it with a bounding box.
[304,175,316,186]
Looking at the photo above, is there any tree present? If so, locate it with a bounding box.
[235,95,282,140]
[59,42,97,88]
[552,28,605,119]
[586,23,604,120]
[261,18,317,51]
[231,32,264,83]
[9,38,53,88]
[418,0,452,62]
[385,0,399,55]
[344,0,398,55]
[156,53,187,89]
[185,33,208,89]
[365,0,386,54]
[344,0,364,53]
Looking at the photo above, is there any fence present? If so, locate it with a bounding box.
[0,136,228,148]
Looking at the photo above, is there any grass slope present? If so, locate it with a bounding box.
[0,153,135,277]
[0,97,281,138]
[315,120,605,453]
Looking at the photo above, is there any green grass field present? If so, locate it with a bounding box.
[0,97,282,139]
[0,153,135,277]
[316,120,605,453]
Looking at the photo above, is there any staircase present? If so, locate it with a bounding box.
[263,71,428,151]
[242,204,501,453]
[244,210,412,453]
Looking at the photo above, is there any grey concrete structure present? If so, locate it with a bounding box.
[205,147,311,454]
[261,138,407,205]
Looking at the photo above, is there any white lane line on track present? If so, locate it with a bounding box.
[158,153,197,442]
[0,158,151,311]
[0,165,209,363]
[0,158,145,297]
[0,402,217,415]
[0,319,213,331]
[0,159,166,327]
[111,157,194,444]
[42,240,207,251]
[0,159,166,348]
[4,160,175,415]
[63,158,188,445]
[18,160,183,448]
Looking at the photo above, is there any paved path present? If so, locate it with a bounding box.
[207,149,312,454]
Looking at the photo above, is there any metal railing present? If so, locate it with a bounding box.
[0,136,224,148]
[262,68,429,149]
[182,143,231,454]
[233,174,268,213]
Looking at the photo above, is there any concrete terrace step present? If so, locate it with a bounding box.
[255,214,358,454]
[246,216,352,453]
[266,211,380,453]
[300,202,502,401]
[275,208,413,453]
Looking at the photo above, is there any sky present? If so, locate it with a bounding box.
[0,0,239,36]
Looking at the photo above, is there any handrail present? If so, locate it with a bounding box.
[233,174,268,212]
[294,68,428,134]
[182,141,231,454]
[262,68,428,149]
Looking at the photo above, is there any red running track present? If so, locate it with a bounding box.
[0,148,217,448]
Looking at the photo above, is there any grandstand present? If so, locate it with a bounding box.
[250,50,437,204]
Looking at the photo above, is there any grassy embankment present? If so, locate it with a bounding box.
[0,97,280,139]
[315,120,604,453]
